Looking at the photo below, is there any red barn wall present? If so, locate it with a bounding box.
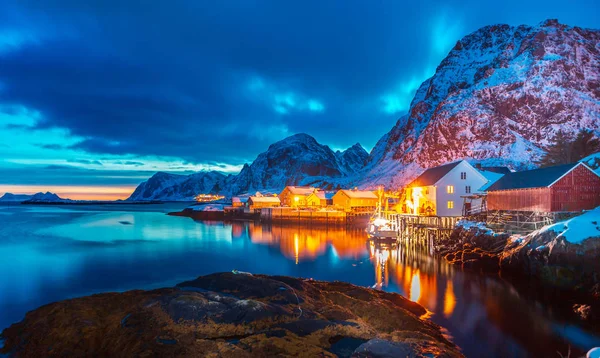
[488,187,552,212]
[550,165,600,212]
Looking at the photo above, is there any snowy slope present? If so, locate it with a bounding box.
[541,206,600,244]
[224,133,356,194]
[361,19,600,188]
[127,171,226,201]
[335,143,369,176]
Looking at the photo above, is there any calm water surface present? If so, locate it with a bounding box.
[0,204,599,357]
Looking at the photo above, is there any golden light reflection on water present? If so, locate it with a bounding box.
[410,270,421,302]
[237,222,368,263]
[235,222,457,320]
[369,239,453,317]
[444,280,456,318]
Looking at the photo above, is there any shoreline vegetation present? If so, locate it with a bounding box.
[0,273,463,357]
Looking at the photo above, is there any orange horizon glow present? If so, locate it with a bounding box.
[0,185,136,201]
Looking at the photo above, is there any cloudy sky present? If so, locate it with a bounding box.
[1,0,598,199]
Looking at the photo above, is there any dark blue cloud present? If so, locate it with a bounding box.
[0,0,599,169]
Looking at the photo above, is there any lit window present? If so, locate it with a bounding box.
[447,185,454,194]
[465,186,471,194]
[447,201,454,209]
[460,172,467,180]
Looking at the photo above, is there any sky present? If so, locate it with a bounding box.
[0,0,599,199]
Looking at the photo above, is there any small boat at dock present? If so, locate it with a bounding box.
[366,187,399,239]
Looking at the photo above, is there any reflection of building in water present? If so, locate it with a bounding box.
[369,239,456,318]
[231,222,368,263]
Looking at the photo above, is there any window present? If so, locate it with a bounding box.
[446,185,454,194]
[460,172,467,180]
[465,186,471,194]
[447,201,454,209]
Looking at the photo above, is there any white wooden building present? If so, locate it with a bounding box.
[404,160,490,217]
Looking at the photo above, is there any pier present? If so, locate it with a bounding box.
[259,207,372,227]
[380,213,463,243]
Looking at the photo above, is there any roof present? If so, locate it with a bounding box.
[248,196,281,203]
[478,170,505,192]
[283,186,317,195]
[407,161,462,187]
[311,191,335,200]
[231,197,249,203]
[336,189,378,199]
[486,163,581,191]
[480,166,512,175]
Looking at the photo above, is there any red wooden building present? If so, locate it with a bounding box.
[486,162,600,212]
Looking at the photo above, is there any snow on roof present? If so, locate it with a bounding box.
[486,163,581,191]
[311,191,335,200]
[337,189,378,199]
[478,170,505,192]
[284,186,317,195]
[540,206,600,244]
[479,166,511,175]
[232,197,248,203]
[249,196,281,203]
[407,161,462,187]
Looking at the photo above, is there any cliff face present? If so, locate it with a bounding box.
[362,20,600,188]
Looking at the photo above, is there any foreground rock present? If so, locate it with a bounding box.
[0,273,462,357]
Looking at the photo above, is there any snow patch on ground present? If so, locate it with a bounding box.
[456,220,495,235]
[540,207,600,244]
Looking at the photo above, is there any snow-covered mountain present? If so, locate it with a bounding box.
[361,19,600,188]
[127,171,226,201]
[0,192,72,203]
[0,192,71,203]
[226,133,361,194]
[128,134,367,200]
[26,192,71,203]
[128,19,599,198]
[0,193,35,202]
[335,143,369,176]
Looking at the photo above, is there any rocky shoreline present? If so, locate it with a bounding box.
[435,218,600,327]
[0,272,463,357]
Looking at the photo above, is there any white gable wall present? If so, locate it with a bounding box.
[435,161,488,217]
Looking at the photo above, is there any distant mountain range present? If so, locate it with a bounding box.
[127,134,368,200]
[0,192,70,203]
[125,20,600,200]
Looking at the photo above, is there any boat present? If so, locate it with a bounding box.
[366,187,399,239]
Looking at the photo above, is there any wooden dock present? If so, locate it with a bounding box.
[386,214,463,243]
[259,207,373,227]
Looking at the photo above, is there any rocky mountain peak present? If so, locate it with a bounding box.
[361,19,600,188]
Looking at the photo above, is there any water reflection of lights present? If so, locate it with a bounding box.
[444,280,456,318]
[241,223,368,263]
[294,233,299,264]
[410,271,421,302]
